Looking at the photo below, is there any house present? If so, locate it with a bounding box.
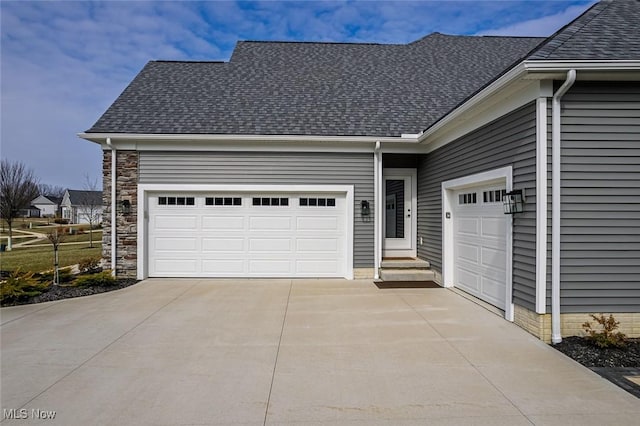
[79,0,640,343]
[18,205,40,218]
[31,195,62,217]
[61,189,103,225]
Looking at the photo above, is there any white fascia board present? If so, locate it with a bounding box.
[78,132,417,144]
[523,60,640,72]
[78,133,428,154]
[418,60,640,151]
[418,63,527,144]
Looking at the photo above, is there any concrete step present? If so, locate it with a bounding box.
[380,258,430,269]
[379,268,435,282]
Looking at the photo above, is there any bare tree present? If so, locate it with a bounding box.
[0,159,39,251]
[46,227,68,285]
[37,183,66,199]
[77,174,102,248]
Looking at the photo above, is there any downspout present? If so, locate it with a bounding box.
[106,138,117,278]
[374,141,381,279]
[551,69,576,344]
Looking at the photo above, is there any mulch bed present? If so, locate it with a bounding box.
[1,279,139,307]
[552,336,640,398]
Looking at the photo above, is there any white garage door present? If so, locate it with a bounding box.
[453,186,507,309]
[148,193,347,278]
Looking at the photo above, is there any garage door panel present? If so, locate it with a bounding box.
[297,216,338,231]
[456,242,479,264]
[481,217,506,239]
[456,267,481,292]
[249,260,292,274]
[149,192,347,278]
[249,238,291,252]
[202,216,244,230]
[155,215,198,229]
[250,216,292,230]
[481,246,507,271]
[154,237,197,251]
[202,238,244,252]
[202,259,245,274]
[296,260,340,274]
[297,238,339,252]
[454,185,507,310]
[154,259,198,274]
[457,217,480,236]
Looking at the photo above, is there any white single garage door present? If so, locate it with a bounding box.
[148,192,347,278]
[453,186,507,309]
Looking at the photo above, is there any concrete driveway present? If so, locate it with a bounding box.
[1,279,639,425]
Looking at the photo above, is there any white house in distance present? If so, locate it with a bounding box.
[31,195,62,217]
[61,189,103,225]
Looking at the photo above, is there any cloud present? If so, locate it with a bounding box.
[1,0,594,189]
[478,2,595,36]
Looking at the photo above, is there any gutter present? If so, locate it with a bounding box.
[106,137,117,278]
[78,133,418,144]
[551,69,576,344]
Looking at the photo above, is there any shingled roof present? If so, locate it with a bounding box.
[528,0,640,61]
[87,34,543,137]
[86,0,639,138]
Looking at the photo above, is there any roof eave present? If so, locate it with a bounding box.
[418,59,640,144]
[77,132,420,145]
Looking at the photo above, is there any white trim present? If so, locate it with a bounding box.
[373,142,381,279]
[441,166,514,321]
[535,97,548,314]
[524,60,640,72]
[136,184,354,280]
[382,168,417,258]
[423,79,542,153]
[80,132,417,145]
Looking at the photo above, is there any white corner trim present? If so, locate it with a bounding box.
[441,166,514,321]
[373,142,381,279]
[136,183,355,280]
[535,97,548,314]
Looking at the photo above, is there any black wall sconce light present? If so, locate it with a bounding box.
[119,199,131,215]
[503,190,525,214]
[361,200,371,216]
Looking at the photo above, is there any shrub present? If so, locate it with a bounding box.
[37,268,73,284]
[74,271,116,287]
[54,218,70,224]
[78,257,102,274]
[582,314,627,349]
[0,269,50,304]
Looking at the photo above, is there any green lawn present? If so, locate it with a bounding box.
[0,244,102,273]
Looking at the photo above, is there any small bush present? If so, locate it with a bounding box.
[78,257,102,274]
[582,314,627,349]
[37,269,73,284]
[0,269,50,304]
[74,271,116,287]
[54,218,70,224]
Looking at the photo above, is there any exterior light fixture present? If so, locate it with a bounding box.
[503,190,525,214]
[119,199,131,215]
[361,200,371,216]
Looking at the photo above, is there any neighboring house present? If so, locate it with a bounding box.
[80,0,640,343]
[31,195,62,217]
[61,190,103,225]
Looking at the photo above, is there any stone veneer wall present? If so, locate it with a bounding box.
[102,150,139,278]
[514,305,640,343]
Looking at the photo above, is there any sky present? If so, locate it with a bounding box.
[1,0,595,190]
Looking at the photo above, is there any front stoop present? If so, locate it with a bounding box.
[378,258,435,282]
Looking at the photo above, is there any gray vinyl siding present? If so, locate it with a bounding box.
[138,151,374,268]
[417,102,538,310]
[558,82,640,313]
